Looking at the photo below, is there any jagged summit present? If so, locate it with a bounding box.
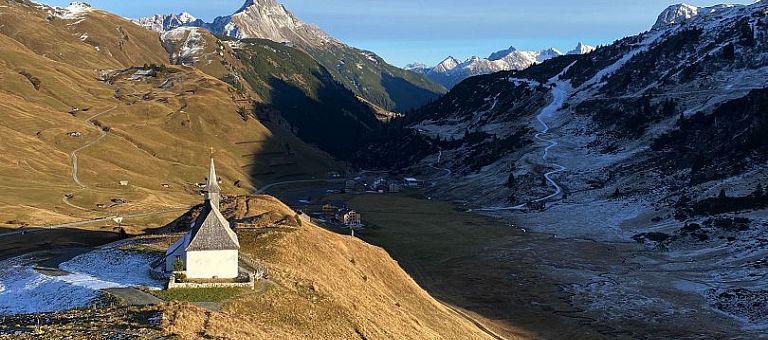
[537,48,563,62]
[413,45,575,88]
[134,12,205,32]
[435,56,461,72]
[234,0,286,14]
[567,42,595,55]
[488,46,518,61]
[178,12,197,22]
[236,0,259,13]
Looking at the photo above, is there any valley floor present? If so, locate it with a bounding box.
[334,193,760,339]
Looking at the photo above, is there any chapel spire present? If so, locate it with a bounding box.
[203,158,221,208]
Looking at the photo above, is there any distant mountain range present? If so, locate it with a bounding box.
[406,43,595,88]
[135,0,446,112]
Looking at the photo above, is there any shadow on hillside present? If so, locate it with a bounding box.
[0,228,123,261]
[265,73,381,159]
[381,72,442,112]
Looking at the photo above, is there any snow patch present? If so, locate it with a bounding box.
[53,2,93,20]
[161,27,206,66]
[0,249,161,315]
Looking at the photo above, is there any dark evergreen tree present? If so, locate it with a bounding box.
[722,43,736,60]
[754,184,765,198]
[506,172,516,188]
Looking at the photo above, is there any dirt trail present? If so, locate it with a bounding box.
[63,105,119,211]
[69,105,118,188]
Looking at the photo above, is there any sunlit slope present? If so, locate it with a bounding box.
[0,1,340,226]
[163,196,496,340]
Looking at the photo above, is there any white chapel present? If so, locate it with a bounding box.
[164,159,240,279]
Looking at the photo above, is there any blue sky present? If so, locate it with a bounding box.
[43,0,754,67]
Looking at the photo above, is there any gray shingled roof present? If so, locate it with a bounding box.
[186,201,240,251]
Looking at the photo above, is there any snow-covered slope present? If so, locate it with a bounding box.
[653,3,701,29]
[370,2,768,332]
[411,43,592,88]
[160,27,207,66]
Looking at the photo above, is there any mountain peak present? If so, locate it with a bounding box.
[488,46,518,61]
[434,56,460,72]
[178,11,197,23]
[653,3,699,29]
[236,0,282,14]
[567,42,595,55]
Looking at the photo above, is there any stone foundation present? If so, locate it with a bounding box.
[167,271,256,290]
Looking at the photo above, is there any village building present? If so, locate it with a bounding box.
[322,203,337,214]
[404,177,424,188]
[389,183,403,193]
[163,159,240,279]
[336,209,362,227]
[344,179,357,193]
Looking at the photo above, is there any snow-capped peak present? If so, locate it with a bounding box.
[434,57,461,72]
[537,48,563,62]
[653,3,700,29]
[488,46,518,61]
[567,42,596,55]
[53,2,93,20]
[134,12,205,33]
[178,12,198,23]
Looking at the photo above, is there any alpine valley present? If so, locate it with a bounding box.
[356,2,768,336]
[1,0,767,339]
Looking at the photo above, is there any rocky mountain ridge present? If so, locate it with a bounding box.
[408,43,594,88]
[135,0,446,112]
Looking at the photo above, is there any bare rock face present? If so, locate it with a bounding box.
[223,0,337,48]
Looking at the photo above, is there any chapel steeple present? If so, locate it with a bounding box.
[203,158,221,209]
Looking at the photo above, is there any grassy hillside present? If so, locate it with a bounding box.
[0,1,341,226]
[160,195,494,339]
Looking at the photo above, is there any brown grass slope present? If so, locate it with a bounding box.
[0,0,341,226]
[163,195,492,340]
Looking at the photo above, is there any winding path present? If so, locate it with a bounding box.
[429,148,452,177]
[255,178,347,195]
[63,106,118,210]
[0,207,188,239]
[476,67,574,212]
[70,106,118,188]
